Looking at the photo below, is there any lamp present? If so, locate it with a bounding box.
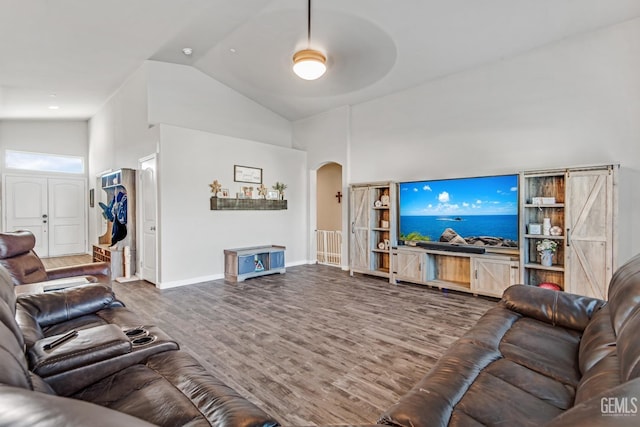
[293,0,326,80]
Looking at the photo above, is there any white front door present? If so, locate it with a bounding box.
[139,155,158,284]
[3,175,49,256]
[3,174,86,257]
[48,178,86,256]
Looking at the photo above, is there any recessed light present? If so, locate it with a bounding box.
[182,47,193,56]
[229,48,237,53]
[48,105,59,110]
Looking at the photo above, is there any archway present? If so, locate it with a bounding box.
[315,162,343,266]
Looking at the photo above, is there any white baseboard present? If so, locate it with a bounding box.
[156,273,224,289]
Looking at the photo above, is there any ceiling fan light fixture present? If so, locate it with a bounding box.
[292,49,326,80]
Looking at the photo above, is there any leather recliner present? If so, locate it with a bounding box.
[0,230,110,286]
[379,252,640,427]
[0,265,281,427]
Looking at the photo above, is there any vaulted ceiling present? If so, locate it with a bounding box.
[1,0,639,121]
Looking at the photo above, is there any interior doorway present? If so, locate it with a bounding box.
[315,162,343,266]
[138,154,158,284]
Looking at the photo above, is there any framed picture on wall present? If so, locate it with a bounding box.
[234,165,262,184]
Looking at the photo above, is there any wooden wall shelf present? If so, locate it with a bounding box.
[210,198,287,210]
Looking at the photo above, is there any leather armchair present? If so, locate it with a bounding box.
[0,230,110,287]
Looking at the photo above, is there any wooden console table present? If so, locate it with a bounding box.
[224,245,286,282]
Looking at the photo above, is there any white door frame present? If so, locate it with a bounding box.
[138,154,159,285]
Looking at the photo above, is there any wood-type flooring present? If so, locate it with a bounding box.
[110,264,497,426]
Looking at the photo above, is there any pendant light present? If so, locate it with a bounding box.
[292,0,326,80]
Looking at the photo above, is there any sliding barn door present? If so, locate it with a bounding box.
[350,186,370,273]
[565,167,615,299]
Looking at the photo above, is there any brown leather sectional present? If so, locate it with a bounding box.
[0,266,279,426]
[379,253,640,426]
[1,249,640,426]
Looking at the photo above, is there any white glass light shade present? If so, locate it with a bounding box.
[292,49,326,80]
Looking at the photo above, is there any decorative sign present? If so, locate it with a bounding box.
[234,165,262,184]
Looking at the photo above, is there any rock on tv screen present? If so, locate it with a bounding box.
[399,174,519,248]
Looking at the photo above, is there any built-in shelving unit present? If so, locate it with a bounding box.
[520,172,566,289]
[93,168,136,281]
[520,165,617,299]
[391,245,519,298]
[349,182,396,279]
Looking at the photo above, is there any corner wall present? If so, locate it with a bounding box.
[157,124,307,288]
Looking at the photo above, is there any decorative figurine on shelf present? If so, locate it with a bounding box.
[242,186,254,198]
[381,189,390,206]
[537,239,558,267]
[257,184,268,199]
[209,180,223,197]
[273,182,287,200]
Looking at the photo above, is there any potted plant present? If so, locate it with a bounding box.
[273,182,287,200]
[536,239,558,267]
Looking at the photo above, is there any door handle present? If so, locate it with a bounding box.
[42,214,48,218]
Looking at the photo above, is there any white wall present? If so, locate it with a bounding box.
[87,64,157,246]
[293,106,350,268]
[307,18,639,263]
[157,124,307,288]
[0,119,88,165]
[147,61,292,148]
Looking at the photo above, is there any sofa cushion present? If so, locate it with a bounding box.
[499,317,582,387]
[0,384,156,427]
[0,321,32,390]
[502,284,604,331]
[73,350,280,427]
[578,305,616,374]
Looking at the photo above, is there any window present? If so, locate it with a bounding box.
[5,150,84,174]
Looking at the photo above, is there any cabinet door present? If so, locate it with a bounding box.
[350,186,370,272]
[393,250,424,283]
[565,168,614,299]
[473,258,519,298]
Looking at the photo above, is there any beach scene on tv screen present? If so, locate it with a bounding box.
[399,175,518,247]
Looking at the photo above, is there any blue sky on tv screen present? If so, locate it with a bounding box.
[400,175,518,216]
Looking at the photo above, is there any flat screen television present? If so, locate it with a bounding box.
[399,174,519,249]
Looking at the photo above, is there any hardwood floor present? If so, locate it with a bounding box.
[41,254,93,269]
[111,265,497,426]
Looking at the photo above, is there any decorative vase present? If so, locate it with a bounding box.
[540,250,553,267]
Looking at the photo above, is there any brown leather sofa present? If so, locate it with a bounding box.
[0,266,280,427]
[379,253,640,427]
[0,230,110,287]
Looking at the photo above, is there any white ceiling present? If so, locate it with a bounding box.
[1,0,639,121]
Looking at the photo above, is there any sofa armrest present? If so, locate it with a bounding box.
[46,262,110,283]
[501,284,606,331]
[16,285,123,328]
[0,385,156,427]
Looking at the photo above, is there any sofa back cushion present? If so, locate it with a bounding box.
[607,253,640,381]
[0,231,48,285]
[0,320,32,390]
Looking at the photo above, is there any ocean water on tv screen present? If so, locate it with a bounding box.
[400,215,518,242]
